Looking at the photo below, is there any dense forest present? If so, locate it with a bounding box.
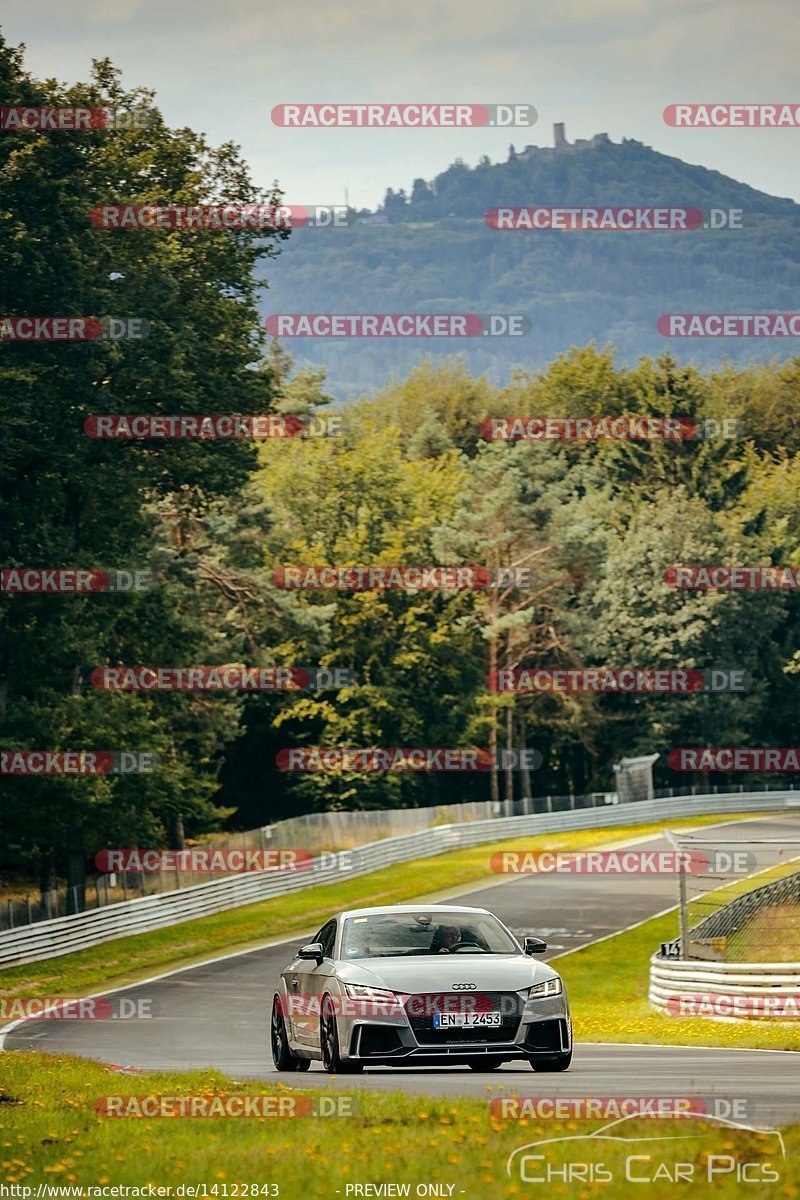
[2,38,800,896]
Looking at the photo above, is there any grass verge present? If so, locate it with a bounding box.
[0,813,762,1001]
[729,905,800,961]
[0,1052,795,1195]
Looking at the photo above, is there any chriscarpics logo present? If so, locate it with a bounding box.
[506,1112,785,1186]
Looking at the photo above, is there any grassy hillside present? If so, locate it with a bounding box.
[261,136,800,396]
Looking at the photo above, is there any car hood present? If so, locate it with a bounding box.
[336,955,559,993]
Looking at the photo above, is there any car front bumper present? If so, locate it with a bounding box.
[342,990,571,1064]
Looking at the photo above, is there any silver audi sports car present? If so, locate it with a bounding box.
[271,903,571,1073]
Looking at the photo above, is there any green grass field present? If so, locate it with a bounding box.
[728,905,800,962]
[0,1053,795,1197]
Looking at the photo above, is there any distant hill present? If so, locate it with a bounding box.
[260,126,800,398]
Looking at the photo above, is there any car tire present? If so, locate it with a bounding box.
[320,995,364,1074]
[467,1060,504,1071]
[271,995,308,1072]
[530,1050,572,1072]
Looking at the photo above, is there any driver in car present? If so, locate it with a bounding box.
[436,925,462,953]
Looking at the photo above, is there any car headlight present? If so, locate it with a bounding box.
[527,977,562,998]
[344,984,398,1002]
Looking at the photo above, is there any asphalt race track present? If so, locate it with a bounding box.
[5,815,800,1125]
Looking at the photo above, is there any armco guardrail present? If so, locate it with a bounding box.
[1,791,796,968]
[649,956,800,1018]
[4,783,787,929]
[2,793,612,928]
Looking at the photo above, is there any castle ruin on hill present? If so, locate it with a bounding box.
[512,123,612,161]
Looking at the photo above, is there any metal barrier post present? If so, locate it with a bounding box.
[677,866,689,960]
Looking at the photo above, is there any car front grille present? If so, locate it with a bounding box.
[404,991,524,1045]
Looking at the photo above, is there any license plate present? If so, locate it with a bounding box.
[433,1012,502,1028]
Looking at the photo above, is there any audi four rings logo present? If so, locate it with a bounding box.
[452,982,478,990]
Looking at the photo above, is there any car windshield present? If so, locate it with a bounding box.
[341,911,520,958]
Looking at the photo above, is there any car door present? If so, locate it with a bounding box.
[287,919,337,1051]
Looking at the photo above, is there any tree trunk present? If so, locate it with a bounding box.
[519,713,533,814]
[488,629,499,806]
[39,845,57,900]
[66,821,86,914]
[504,706,514,816]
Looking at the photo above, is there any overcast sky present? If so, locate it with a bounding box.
[3,0,799,209]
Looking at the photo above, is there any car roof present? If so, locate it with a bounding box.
[336,904,491,921]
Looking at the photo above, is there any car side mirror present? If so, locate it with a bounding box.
[524,936,548,955]
[298,942,324,963]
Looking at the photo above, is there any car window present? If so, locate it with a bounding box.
[341,912,519,958]
[316,919,337,959]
